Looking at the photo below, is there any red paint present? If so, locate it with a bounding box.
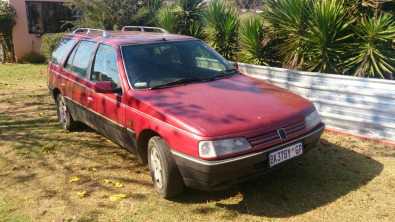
[48,31,318,160]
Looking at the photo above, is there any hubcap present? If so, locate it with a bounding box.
[58,97,67,125]
[150,147,163,189]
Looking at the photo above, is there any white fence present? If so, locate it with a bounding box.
[238,63,395,142]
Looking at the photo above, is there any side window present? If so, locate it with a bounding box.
[91,44,120,86]
[65,41,97,77]
[51,38,77,65]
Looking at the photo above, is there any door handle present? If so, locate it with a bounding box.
[87,96,94,102]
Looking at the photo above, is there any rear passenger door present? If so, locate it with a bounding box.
[48,38,77,97]
[63,40,97,125]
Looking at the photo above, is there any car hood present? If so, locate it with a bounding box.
[131,74,313,138]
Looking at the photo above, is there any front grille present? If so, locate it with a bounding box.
[247,120,306,149]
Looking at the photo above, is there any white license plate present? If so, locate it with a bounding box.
[269,143,303,167]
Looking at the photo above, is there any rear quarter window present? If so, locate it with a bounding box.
[51,38,77,65]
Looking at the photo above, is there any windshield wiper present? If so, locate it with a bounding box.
[150,77,205,89]
[204,68,239,81]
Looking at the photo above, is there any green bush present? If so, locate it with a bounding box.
[20,52,47,64]
[41,33,64,59]
[239,15,268,65]
[204,0,239,60]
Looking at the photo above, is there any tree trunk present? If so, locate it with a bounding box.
[2,31,16,63]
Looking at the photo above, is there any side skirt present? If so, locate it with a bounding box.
[64,97,138,153]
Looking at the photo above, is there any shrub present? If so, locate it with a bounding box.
[156,0,205,39]
[346,14,395,79]
[20,52,47,64]
[156,5,181,33]
[304,0,353,73]
[262,0,310,69]
[41,33,65,59]
[204,0,239,60]
[239,15,269,65]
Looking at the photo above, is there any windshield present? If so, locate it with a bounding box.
[121,40,237,89]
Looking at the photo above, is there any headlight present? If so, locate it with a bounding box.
[198,138,252,159]
[305,109,321,130]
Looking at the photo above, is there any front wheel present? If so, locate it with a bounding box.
[148,136,185,199]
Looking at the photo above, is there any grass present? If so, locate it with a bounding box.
[0,64,394,222]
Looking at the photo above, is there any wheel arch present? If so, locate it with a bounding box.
[136,129,161,164]
[52,88,61,101]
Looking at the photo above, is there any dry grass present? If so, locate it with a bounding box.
[0,64,394,222]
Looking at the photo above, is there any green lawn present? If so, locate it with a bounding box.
[0,64,394,222]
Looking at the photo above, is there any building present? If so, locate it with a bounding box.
[7,0,76,61]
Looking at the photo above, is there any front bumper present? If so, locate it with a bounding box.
[172,123,325,191]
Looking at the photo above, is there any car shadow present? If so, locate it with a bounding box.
[174,139,383,218]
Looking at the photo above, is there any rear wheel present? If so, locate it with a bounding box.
[148,136,185,199]
[56,94,78,131]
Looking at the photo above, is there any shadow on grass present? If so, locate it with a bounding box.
[176,139,383,218]
[0,91,385,219]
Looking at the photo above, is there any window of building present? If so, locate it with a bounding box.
[26,1,78,34]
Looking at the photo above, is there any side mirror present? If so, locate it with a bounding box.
[93,81,120,93]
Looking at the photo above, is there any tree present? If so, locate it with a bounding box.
[0,1,16,63]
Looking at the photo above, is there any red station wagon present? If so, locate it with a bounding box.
[48,27,325,198]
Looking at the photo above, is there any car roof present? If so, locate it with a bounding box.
[64,31,197,47]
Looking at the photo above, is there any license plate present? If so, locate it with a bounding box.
[269,143,303,167]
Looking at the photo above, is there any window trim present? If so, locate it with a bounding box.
[25,1,76,34]
[89,43,121,87]
[51,37,77,66]
[63,40,98,79]
[119,39,233,90]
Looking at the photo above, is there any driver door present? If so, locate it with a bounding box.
[89,44,128,147]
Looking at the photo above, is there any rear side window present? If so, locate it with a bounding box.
[91,44,120,86]
[51,38,77,65]
[65,41,97,77]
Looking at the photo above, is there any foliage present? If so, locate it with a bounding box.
[204,0,239,60]
[71,0,162,30]
[19,52,47,64]
[156,6,180,33]
[41,33,65,59]
[262,0,310,69]
[239,15,269,65]
[0,1,16,63]
[156,0,205,38]
[304,0,353,73]
[346,14,395,78]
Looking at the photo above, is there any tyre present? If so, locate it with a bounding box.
[55,94,79,131]
[148,136,185,198]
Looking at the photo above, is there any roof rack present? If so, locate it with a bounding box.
[121,26,168,33]
[72,28,110,38]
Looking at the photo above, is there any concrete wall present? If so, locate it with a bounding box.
[8,0,66,61]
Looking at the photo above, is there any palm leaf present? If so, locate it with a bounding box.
[345,14,395,78]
